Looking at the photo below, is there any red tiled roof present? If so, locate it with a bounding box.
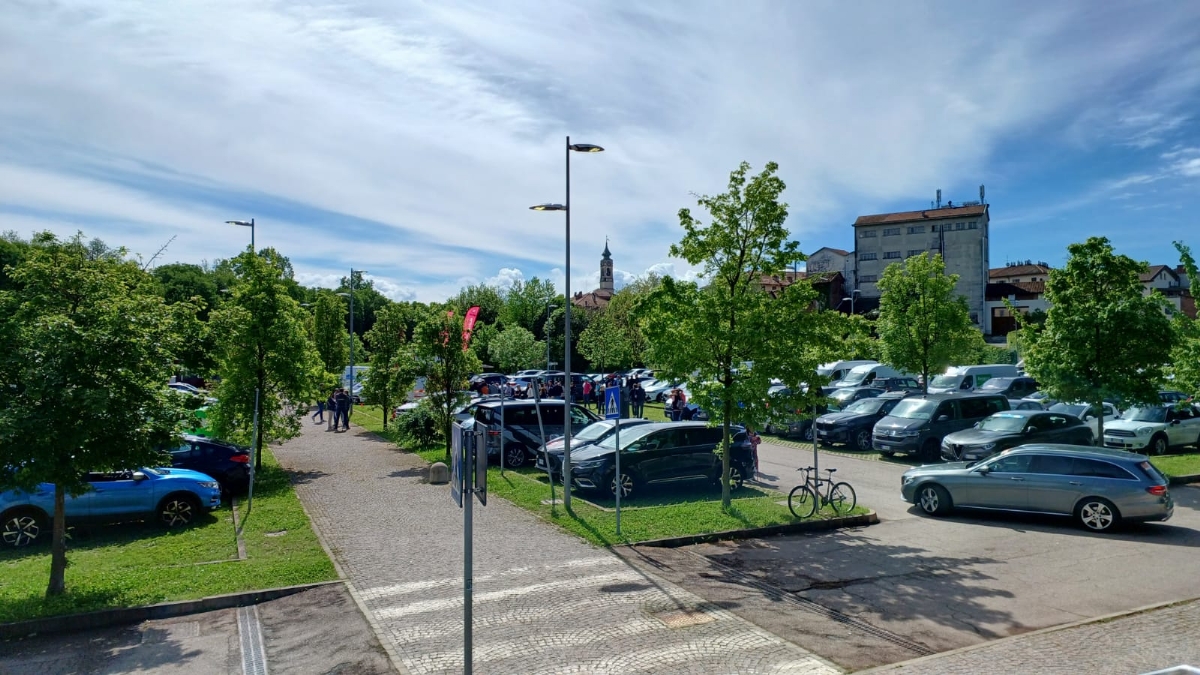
[989,264,1052,279]
[571,288,614,309]
[1012,281,1045,294]
[854,204,987,227]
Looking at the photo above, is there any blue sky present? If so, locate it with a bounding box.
[2,1,1199,301]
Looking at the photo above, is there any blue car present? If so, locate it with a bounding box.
[1,468,222,547]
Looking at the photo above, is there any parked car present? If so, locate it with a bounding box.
[974,376,1039,400]
[1047,402,1120,442]
[1020,391,1055,410]
[567,421,754,499]
[514,369,545,379]
[1102,404,1200,456]
[470,400,599,467]
[818,360,878,386]
[168,382,203,396]
[1159,390,1191,404]
[834,364,913,389]
[901,445,1173,532]
[871,377,922,393]
[643,379,680,403]
[763,387,825,440]
[940,410,1093,462]
[827,386,885,411]
[816,392,908,451]
[1,468,223,547]
[926,364,1019,394]
[873,393,1010,461]
[168,435,252,495]
[535,418,655,479]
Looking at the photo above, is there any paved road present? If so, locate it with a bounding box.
[621,439,1200,672]
[273,420,840,674]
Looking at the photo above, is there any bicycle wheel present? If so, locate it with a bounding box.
[828,482,857,514]
[788,485,818,519]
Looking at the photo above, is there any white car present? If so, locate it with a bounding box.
[168,382,202,396]
[1046,402,1119,444]
[1103,404,1200,456]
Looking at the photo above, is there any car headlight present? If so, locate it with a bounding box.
[573,460,605,470]
[896,430,920,438]
[1137,427,1152,436]
[903,475,916,485]
[980,442,996,450]
[198,481,220,490]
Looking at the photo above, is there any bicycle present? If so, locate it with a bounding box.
[788,466,857,519]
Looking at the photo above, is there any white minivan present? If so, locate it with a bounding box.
[926,364,1018,394]
[834,363,911,388]
[818,360,878,386]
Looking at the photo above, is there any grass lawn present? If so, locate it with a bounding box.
[1151,453,1200,478]
[0,447,336,624]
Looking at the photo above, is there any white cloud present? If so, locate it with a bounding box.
[373,278,419,302]
[483,267,525,291]
[1174,157,1200,178]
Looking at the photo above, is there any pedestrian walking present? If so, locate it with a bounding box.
[334,388,351,431]
[326,390,337,431]
[311,397,325,423]
[630,381,646,418]
[747,427,762,475]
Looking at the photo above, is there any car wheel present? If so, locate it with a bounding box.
[1150,434,1169,456]
[610,471,637,500]
[854,429,872,452]
[1076,497,1120,532]
[158,494,201,528]
[1,509,45,547]
[723,463,746,491]
[503,444,527,468]
[802,424,814,442]
[917,484,952,516]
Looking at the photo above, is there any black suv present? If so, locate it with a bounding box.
[816,392,909,451]
[471,400,598,468]
[873,393,1010,461]
[168,435,252,495]
[975,376,1039,400]
[567,422,754,499]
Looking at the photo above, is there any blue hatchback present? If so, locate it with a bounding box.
[0,468,222,547]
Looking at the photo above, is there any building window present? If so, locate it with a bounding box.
[968,221,978,229]
[859,252,878,261]
[883,251,902,260]
[907,249,923,257]
[883,227,901,236]
[955,222,965,230]
[859,230,876,238]
[860,275,877,283]
[907,226,923,234]
[931,225,938,232]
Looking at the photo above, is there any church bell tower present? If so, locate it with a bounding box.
[600,239,614,292]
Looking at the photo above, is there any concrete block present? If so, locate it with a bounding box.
[428,462,449,484]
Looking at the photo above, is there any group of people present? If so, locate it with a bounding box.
[665,388,694,421]
[311,388,353,432]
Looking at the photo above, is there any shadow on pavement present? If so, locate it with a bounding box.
[911,504,1200,548]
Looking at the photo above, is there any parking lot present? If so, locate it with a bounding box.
[619,440,1200,672]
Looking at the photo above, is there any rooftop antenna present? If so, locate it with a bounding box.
[980,184,986,204]
[936,189,942,209]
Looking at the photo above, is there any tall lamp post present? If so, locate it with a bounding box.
[226,218,255,252]
[545,304,557,370]
[530,137,604,511]
[336,268,367,394]
[842,289,861,315]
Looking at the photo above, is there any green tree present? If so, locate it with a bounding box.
[605,274,661,366]
[411,308,482,457]
[640,161,827,507]
[876,253,979,394]
[488,326,544,372]
[578,311,632,371]
[0,232,189,596]
[337,271,390,339]
[501,278,558,334]
[450,283,506,326]
[313,293,349,374]
[209,250,323,469]
[361,304,414,431]
[546,304,593,371]
[1017,237,1172,441]
[1170,241,1200,398]
[0,230,30,291]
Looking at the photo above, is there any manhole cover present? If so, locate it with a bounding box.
[651,608,715,629]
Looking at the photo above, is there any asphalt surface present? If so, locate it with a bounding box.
[620,438,1200,671]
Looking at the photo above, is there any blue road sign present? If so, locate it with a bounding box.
[605,387,621,420]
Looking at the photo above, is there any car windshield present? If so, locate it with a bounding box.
[831,388,857,402]
[978,413,1028,432]
[1122,406,1167,422]
[929,374,960,388]
[844,398,886,414]
[575,421,615,442]
[596,424,659,450]
[143,468,163,476]
[839,369,869,385]
[888,399,937,420]
[979,378,1012,391]
[1048,403,1088,417]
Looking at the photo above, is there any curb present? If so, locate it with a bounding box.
[1169,473,1200,485]
[855,594,1200,673]
[633,510,880,548]
[0,580,343,641]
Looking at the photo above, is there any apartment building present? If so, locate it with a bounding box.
[852,201,990,328]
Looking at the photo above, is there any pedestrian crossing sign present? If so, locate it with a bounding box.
[605,387,621,420]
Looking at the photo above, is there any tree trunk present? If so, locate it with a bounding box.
[1094,397,1105,445]
[46,485,67,597]
[721,396,733,508]
[255,371,266,471]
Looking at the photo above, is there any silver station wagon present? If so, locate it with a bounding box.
[900,444,1173,532]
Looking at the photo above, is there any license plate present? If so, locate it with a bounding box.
[817,430,828,437]
[877,443,893,450]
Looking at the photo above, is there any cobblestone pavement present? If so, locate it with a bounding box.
[862,597,1200,674]
[273,419,838,674]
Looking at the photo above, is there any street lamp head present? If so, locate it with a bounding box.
[226,220,253,227]
[568,143,604,153]
[529,203,567,211]
[841,297,853,303]
[336,292,351,298]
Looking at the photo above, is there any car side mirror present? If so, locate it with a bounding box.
[937,415,950,422]
[1024,427,1035,434]
[1171,419,1181,425]
[976,466,990,475]
[132,471,147,481]
[973,422,981,429]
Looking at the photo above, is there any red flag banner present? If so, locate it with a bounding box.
[461,306,481,352]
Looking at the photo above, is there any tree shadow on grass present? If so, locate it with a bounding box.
[0,584,137,625]
[0,512,224,565]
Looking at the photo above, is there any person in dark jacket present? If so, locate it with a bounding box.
[326,390,337,431]
[334,389,351,431]
[630,381,646,418]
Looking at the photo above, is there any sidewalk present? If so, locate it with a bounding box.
[274,418,839,674]
[861,597,1200,674]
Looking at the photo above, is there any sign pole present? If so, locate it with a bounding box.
[604,387,622,536]
[463,426,475,675]
[615,421,621,536]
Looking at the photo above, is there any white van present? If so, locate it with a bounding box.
[834,364,911,388]
[818,360,878,385]
[926,364,1018,394]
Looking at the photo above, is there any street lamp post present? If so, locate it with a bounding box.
[530,137,604,511]
[545,304,557,370]
[842,289,861,315]
[226,218,255,252]
[336,268,367,395]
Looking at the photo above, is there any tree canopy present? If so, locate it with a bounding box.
[313,292,349,374]
[361,304,414,430]
[488,326,544,373]
[410,307,482,456]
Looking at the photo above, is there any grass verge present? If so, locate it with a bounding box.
[1151,453,1200,478]
[0,446,336,624]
